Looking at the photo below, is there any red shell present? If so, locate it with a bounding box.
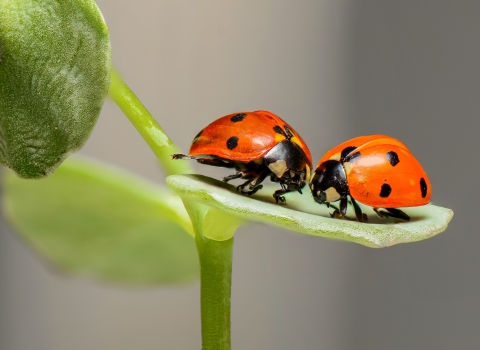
[189,110,312,164]
[320,135,431,208]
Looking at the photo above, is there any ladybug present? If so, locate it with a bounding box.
[172,110,312,202]
[310,135,431,221]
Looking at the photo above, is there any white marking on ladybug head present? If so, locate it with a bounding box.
[268,159,288,178]
[305,164,311,182]
[343,162,353,175]
[330,152,341,161]
[325,187,341,202]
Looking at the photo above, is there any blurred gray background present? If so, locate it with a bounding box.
[1,1,479,349]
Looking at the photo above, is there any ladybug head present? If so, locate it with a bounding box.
[263,140,311,189]
[310,160,348,204]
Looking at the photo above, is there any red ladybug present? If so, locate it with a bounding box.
[172,110,312,202]
[310,135,431,221]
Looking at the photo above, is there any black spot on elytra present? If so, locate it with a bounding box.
[420,177,427,198]
[340,146,357,162]
[347,151,361,162]
[386,151,400,166]
[379,183,392,198]
[273,125,284,135]
[226,136,239,150]
[231,113,246,122]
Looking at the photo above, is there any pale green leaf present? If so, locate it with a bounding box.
[3,157,198,285]
[167,174,453,248]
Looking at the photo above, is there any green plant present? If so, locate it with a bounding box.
[0,1,453,349]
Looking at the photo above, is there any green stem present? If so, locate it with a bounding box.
[196,233,233,350]
[108,69,192,175]
[110,68,235,349]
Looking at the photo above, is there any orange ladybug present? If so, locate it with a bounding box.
[173,111,312,202]
[310,135,431,221]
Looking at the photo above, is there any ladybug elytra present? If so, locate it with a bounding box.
[173,110,312,202]
[310,135,431,222]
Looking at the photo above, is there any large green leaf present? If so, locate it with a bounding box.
[2,157,199,285]
[0,0,111,178]
[167,174,453,248]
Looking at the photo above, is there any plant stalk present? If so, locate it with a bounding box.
[110,68,235,349]
[108,68,192,176]
[196,234,234,350]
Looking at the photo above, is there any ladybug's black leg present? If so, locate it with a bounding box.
[273,182,290,203]
[223,173,242,183]
[273,178,309,203]
[237,170,269,196]
[373,208,410,221]
[373,208,387,218]
[350,197,365,222]
[386,208,410,221]
[273,190,287,203]
[236,179,253,193]
[329,198,348,219]
[340,197,348,217]
[246,170,270,196]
